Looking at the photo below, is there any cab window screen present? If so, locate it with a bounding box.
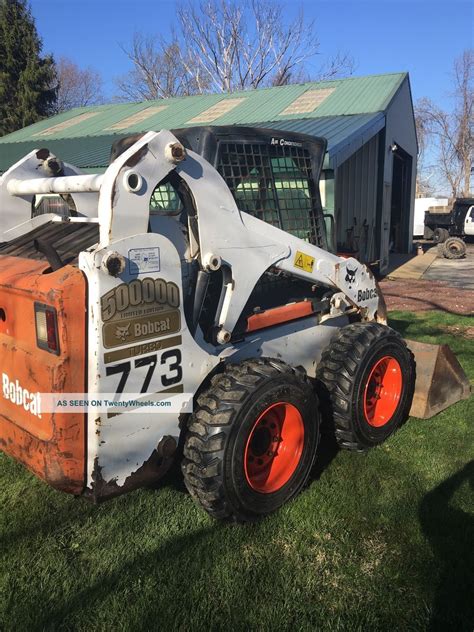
[150,181,182,215]
[217,141,324,246]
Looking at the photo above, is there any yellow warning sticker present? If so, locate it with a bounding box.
[294,250,315,273]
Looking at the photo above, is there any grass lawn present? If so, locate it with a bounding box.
[1,310,473,631]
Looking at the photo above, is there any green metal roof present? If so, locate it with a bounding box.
[0,113,385,173]
[0,72,408,172]
[261,113,385,169]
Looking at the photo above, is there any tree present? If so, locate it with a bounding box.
[415,50,473,197]
[117,0,354,99]
[54,57,104,113]
[0,0,56,136]
[116,35,201,101]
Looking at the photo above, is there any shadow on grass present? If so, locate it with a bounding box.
[419,461,474,631]
[309,423,340,483]
[30,522,228,631]
[387,316,415,338]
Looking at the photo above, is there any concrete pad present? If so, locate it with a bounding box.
[423,243,474,289]
[388,248,438,280]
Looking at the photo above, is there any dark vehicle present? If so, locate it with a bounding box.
[424,198,474,243]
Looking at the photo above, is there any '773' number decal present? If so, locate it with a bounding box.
[105,349,182,395]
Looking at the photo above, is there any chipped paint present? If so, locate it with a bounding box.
[87,436,177,502]
[0,256,86,494]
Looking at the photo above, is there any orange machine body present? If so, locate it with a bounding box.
[0,256,86,494]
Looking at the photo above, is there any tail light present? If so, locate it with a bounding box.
[34,303,60,354]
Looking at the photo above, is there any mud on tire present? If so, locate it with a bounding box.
[316,322,415,451]
[181,358,319,522]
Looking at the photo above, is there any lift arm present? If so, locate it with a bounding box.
[0,130,385,341]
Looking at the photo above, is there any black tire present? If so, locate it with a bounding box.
[433,227,450,244]
[182,358,319,522]
[442,237,466,259]
[423,225,434,240]
[316,322,415,451]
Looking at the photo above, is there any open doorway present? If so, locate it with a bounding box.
[390,145,412,252]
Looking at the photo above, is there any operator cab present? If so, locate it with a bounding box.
[109,127,333,342]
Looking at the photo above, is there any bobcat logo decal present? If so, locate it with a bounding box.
[114,323,131,341]
[345,267,357,286]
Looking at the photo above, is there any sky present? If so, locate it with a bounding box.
[29,0,473,109]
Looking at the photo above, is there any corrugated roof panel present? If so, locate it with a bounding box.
[187,97,247,123]
[0,113,385,174]
[280,88,336,115]
[0,72,406,144]
[255,113,385,167]
[310,74,403,116]
[204,84,309,124]
[105,105,168,130]
[34,112,101,137]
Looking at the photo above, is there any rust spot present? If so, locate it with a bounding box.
[86,436,177,502]
[0,258,86,495]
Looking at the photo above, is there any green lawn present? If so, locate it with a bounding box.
[1,311,473,632]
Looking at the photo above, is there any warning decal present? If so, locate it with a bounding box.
[294,250,315,273]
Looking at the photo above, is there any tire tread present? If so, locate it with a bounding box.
[182,358,314,521]
[316,322,414,451]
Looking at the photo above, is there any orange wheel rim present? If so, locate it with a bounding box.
[244,402,305,493]
[363,355,402,427]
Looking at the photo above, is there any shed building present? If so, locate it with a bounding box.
[0,72,417,272]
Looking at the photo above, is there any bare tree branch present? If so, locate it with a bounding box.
[415,50,473,197]
[116,33,203,100]
[116,0,355,100]
[314,52,356,82]
[54,57,104,113]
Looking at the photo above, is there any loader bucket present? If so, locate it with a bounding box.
[406,340,471,419]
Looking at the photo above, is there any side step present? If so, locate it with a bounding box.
[407,340,471,419]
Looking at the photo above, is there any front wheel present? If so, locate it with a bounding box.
[316,322,415,451]
[182,358,319,521]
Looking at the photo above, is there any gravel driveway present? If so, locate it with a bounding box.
[380,242,474,316]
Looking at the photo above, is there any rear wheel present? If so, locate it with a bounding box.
[442,237,466,259]
[182,358,319,521]
[423,225,434,240]
[433,227,450,244]
[316,322,415,451]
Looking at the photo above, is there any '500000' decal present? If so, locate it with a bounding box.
[101,277,181,348]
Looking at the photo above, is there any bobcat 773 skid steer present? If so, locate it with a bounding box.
[0,127,469,521]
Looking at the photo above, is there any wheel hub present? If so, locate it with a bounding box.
[244,402,304,493]
[363,356,402,427]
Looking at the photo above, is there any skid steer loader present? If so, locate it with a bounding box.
[0,127,469,521]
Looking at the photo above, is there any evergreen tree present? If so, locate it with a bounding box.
[0,0,56,136]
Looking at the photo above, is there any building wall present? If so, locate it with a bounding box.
[379,78,418,270]
[329,77,417,272]
[333,134,379,262]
